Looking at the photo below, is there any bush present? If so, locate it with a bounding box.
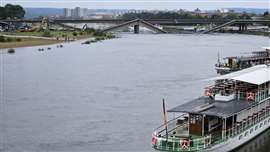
[79,31,83,35]
[0,36,5,42]
[16,38,21,42]
[84,28,96,34]
[6,37,13,42]
[42,30,51,37]
[72,32,78,37]
[93,30,106,37]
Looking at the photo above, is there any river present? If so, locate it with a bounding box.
[0,34,269,152]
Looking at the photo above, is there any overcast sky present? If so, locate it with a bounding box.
[2,0,270,10]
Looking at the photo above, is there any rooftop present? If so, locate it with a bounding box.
[208,64,270,85]
[168,97,251,118]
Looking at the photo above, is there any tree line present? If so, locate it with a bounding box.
[0,4,25,19]
[121,11,259,20]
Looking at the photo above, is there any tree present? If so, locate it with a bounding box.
[263,11,269,16]
[3,4,25,19]
[0,7,6,19]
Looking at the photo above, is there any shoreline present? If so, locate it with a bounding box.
[0,33,93,49]
[0,38,64,49]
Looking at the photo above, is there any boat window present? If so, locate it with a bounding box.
[255,126,258,130]
[245,132,248,136]
[260,123,263,128]
[239,135,243,140]
[250,128,253,133]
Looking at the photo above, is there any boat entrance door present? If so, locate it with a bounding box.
[189,114,203,136]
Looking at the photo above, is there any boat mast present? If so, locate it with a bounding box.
[162,98,168,140]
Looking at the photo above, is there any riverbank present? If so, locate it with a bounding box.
[0,38,64,49]
[0,28,119,49]
[0,30,102,49]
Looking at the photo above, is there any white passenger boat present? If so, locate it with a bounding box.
[152,64,270,152]
[215,47,270,75]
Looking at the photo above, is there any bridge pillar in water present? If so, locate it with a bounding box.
[238,24,248,32]
[243,24,247,31]
[134,24,139,34]
[238,24,242,31]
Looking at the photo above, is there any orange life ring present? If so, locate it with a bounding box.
[204,87,213,97]
[152,136,157,145]
[180,139,190,150]
[246,92,255,101]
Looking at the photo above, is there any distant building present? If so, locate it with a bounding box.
[63,7,88,19]
[64,8,72,17]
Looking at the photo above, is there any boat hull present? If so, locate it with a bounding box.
[205,115,270,152]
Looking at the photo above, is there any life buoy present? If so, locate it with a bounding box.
[204,87,213,97]
[152,136,157,145]
[180,139,190,150]
[246,92,255,101]
[204,137,210,145]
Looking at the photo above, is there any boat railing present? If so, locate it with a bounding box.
[236,89,269,102]
[152,114,213,151]
[154,114,187,136]
[152,133,212,151]
[214,104,270,144]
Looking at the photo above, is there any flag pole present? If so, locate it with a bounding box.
[162,98,168,140]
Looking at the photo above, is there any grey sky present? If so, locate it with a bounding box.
[2,0,270,10]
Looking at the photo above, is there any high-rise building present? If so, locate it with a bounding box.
[64,8,72,17]
[64,7,88,18]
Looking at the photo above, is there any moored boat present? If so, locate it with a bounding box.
[152,64,270,152]
[215,47,270,75]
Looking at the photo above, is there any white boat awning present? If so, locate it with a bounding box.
[263,46,270,50]
[208,64,270,85]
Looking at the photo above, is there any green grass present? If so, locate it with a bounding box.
[2,31,92,39]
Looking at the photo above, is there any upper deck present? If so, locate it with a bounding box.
[168,97,251,118]
[215,47,270,75]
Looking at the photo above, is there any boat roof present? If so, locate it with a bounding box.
[263,47,270,50]
[167,97,251,118]
[208,64,270,85]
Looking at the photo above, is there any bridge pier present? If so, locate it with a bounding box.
[238,24,248,32]
[134,24,139,34]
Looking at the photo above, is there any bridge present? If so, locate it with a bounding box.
[101,19,167,33]
[0,19,269,33]
[1,19,269,25]
[202,19,270,34]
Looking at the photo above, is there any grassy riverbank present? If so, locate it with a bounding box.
[0,29,105,49]
[1,31,92,40]
[0,38,63,49]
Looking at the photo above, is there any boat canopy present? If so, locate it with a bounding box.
[167,97,251,118]
[263,46,270,50]
[208,64,270,85]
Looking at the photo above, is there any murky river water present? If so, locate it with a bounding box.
[0,34,269,152]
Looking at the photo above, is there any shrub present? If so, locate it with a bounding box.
[72,32,78,37]
[16,38,22,42]
[0,36,5,42]
[6,37,13,42]
[42,30,51,37]
[84,28,96,34]
[93,30,106,37]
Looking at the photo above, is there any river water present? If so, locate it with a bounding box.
[0,34,269,152]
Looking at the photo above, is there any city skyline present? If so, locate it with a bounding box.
[2,0,270,10]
